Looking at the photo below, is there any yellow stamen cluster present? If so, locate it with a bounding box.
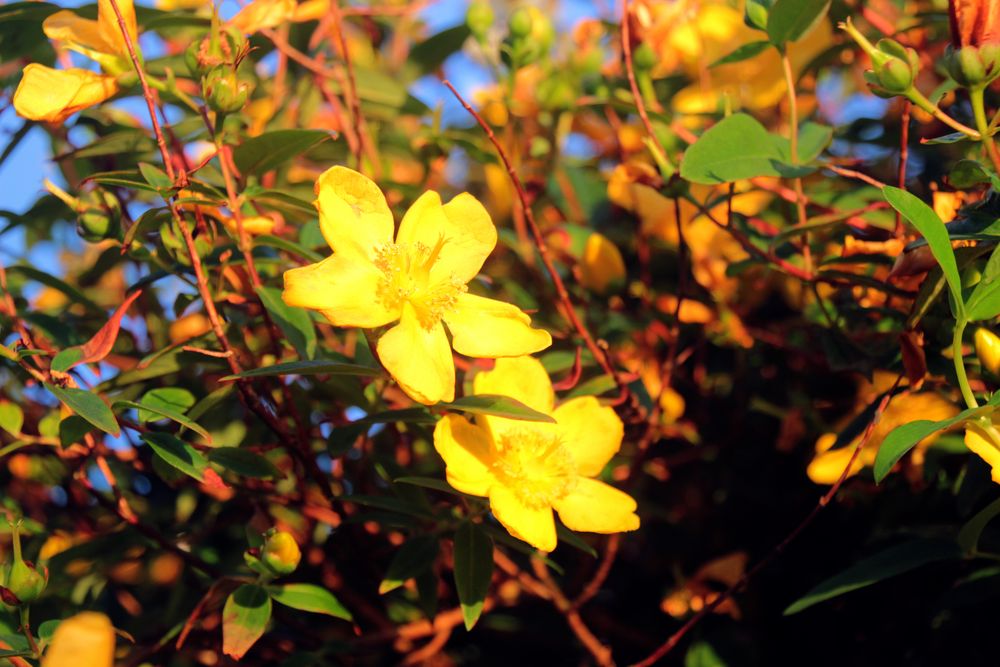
[492,428,578,509]
[373,240,466,329]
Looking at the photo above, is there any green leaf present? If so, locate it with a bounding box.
[208,447,282,479]
[116,399,212,443]
[441,395,556,423]
[766,0,830,45]
[45,384,120,436]
[873,401,992,483]
[59,415,92,448]
[555,524,598,558]
[138,387,197,421]
[220,359,379,381]
[222,584,272,660]
[453,522,494,630]
[141,432,208,481]
[395,476,472,496]
[379,536,440,594]
[50,347,84,372]
[405,25,472,78]
[254,234,323,263]
[685,641,727,667]
[958,497,1000,554]
[0,401,24,436]
[255,286,316,360]
[965,243,1000,321]
[779,122,833,163]
[783,539,960,615]
[138,161,173,191]
[923,131,969,145]
[267,583,352,621]
[710,40,771,67]
[6,265,101,313]
[883,186,964,317]
[232,130,331,176]
[679,113,786,185]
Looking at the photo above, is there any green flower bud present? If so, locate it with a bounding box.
[203,66,251,114]
[841,19,918,96]
[76,189,122,243]
[186,11,247,78]
[744,0,773,31]
[3,522,47,606]
[945,45,1000,88]
[508,7,532,39]
[466,0,494,41]
[261,531,300,576]
[633,43,657,71]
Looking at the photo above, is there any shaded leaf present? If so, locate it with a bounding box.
[380,536,440,594]
[141,432,208,481]
[208,447,282,479]
[441,395,556,423]
[710,40,771,67]
[767,0,831,45]
[784,539,960,614]
[232,130,331,176]
[453,522,494,630]
[958,497,1000,554]
[255,286,316,360]
[221,360,379,381]
[680,113,786,184]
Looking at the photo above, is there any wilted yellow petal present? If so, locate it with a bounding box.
[222,214,276,236]
[13,65,118,124]
[377,303,454,404]
[579,232,626,293]
[433,414,498,496]
[396,191,497,286]
[473,356,554,416]
[42,612,115,667]
[315,166,394,260]
[282,253,397,328]
[553,396,623,477]
[43,11,112,56]
[553,479,640,534]
[443,293,551,359]
[489,484,557,552]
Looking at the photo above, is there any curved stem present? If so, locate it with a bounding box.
[969,87,1000,175]
[954,319,979,410]
[781,50,811,275]
[907,88,981,139]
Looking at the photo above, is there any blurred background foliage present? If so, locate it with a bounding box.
[3,0,1000,664]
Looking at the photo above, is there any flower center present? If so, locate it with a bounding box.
[491,429,577,509]
[373,240,466,330]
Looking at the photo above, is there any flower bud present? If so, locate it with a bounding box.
[77,189,122,242]
[261,531,300,576]
[185,13,247,78]
[841,19,918,96]
[744,0,773,31]
[3,522,47,606]
[632,43,657,71]
[466,0,494,41]
[976,328,1000,376]
[945,45,1000,88]
[508,7,532,39]
[203,66,251,114]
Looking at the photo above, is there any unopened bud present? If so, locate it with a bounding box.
[633,43,657,71]
[508,7,532,38]
[3,522,47,606]
[466,0,494,41]
[262,531,300,576]
[945,45,1000,88]
[841,19,919,96]
[203,66,251,114]
[76,189,122,242]
[744,0,773,31]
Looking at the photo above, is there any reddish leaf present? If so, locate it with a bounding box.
[59,290,143,371]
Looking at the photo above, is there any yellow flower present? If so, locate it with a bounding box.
[807,390,959,484]
[14,0,138,123]
[976,328,1000,376]
[282,167,551,404]
[262,531,301,575]
[230,0,329,33]
[433,356,640,552]
[13,65,119,124]
[965,422,1000,484]
[42,612,115,667]
[578,232,626,293]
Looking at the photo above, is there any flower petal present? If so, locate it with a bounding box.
[315,166,394,260]
[433,414,497,496]
[489,485,557,552]
[13,65,118,124]
[377,302,454,404]
[444,293,551,359]
[472,356,554,415]
[553,478,639,534]
[229,0,296,33]
[98,0,138,56]
[553,396,624,477]
[396,191,497,285]
[43,11,112,55]
[282,254,397,328]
